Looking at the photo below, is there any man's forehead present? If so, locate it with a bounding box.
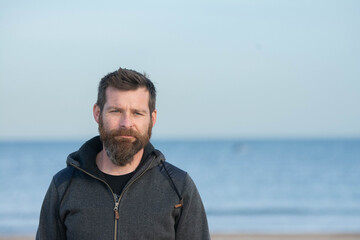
[104,87,150,109]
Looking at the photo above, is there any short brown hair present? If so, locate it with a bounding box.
[96,67,156,113]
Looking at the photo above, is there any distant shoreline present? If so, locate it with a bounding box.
[2,233,360,240]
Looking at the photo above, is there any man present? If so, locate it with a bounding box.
[36,68,210,239]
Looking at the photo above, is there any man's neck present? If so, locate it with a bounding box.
[96,148,144,176]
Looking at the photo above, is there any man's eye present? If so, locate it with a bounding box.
[110,110,120,113]
[134,112,144,116]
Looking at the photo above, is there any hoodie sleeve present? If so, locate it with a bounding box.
[36,178,66,240]
[175,174,210,240]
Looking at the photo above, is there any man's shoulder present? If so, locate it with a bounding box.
[53,165,76,187]
[161,161,188,181]
[159,161,200,199]
[152,148,188,182]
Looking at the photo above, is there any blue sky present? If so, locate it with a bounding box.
[1,0,359,140]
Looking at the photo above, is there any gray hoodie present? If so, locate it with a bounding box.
[36,136,210,239]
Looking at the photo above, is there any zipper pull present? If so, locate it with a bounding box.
[114,203,120,220]
[174,198,183,209]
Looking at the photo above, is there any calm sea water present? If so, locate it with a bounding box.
[0,139,360,234]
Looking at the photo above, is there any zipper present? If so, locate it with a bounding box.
[68,163,119,240]
[69,156,156,240]
[114,201,119,240]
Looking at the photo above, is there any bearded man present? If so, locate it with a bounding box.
[36,68,210,240]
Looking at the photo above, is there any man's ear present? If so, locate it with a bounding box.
[93,104,101,123]
[151,109,157,127]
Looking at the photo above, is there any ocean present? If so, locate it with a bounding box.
[1,139,360,234]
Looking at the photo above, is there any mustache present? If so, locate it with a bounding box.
[108,128,139,137]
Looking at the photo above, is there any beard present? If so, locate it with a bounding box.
[98,116,152,166]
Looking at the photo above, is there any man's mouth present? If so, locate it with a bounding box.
[115,135,135,140]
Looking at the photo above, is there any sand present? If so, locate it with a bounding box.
[1,234,360,240]
[212,234,360,240]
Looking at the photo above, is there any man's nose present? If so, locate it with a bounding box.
[120,114,133,128]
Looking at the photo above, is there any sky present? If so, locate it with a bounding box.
[1,0,360,140]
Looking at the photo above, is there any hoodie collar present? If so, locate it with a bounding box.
[66,136,163,179]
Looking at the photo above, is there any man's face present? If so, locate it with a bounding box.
[94,86,157,166]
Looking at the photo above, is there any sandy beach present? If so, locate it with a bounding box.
[211,234,360,240]
[1,234,360,240]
